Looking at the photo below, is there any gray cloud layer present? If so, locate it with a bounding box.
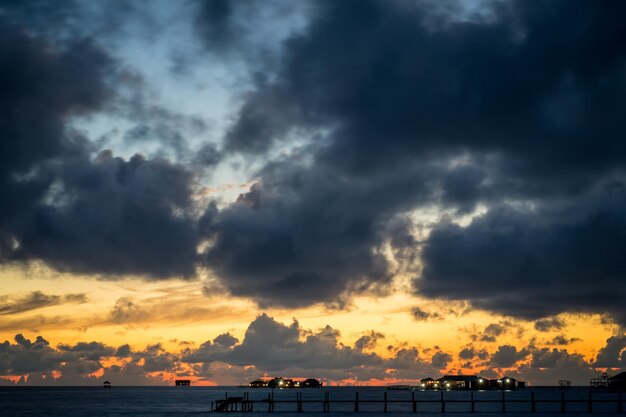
[1,315,623,386]
[1,1,626,325]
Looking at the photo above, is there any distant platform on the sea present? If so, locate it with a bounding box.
[175,379,191,387]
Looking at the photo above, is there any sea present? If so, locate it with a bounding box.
[0,386,622,417]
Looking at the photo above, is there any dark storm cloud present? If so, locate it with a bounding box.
[0,25,201,280]
[0,292,87,315]
[222,0,626,178]
[194,0,307,58]
[201,156,437,307]
[418,194,626,324]
[0,24,114,259]
[192,0,626,316]
[12,152,199,278]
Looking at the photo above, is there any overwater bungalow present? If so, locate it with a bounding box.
[438,375,481,390]
[248,377,322,388]
[302,378,323,388]
[268,377,294,389]
[175,379,191,387]
[419,375,524,390]
[249,379,268,388]
[609,372,626,391]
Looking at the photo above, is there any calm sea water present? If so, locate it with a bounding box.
[0,386,621,417]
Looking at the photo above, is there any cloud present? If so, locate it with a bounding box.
[57,341,115,361]
[459,346,488,361]
[3,0,626,327]
[2,316,620,386]
[535,317,567,332]
[0,24,202,281]
[193,0,307,58]
[417,197,626,324]
[0,334,61,374]
[593,335,626,368]
[183,313,384,372]
[491,345,529,368]
[410,307,442,321]
[191,0,626,319]
[13,152,200,279]
[548,335,581,346]
[200,158,436,307]
[480,323,508,342]
[0,292,87,315]
[181,313,452,382]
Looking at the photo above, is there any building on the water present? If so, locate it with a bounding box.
[418,375,524,390]
[268,377,294,388]
[248,377,322,388]
[591,372,611,391]
[175,379,191,387]
[103,381,111,388]
[420,378,437,389]
[487,376,524,390]
[591,372,626,391]
[559,380,572,390]
[301,378,323,388]
[609,372,626,391]
[249,379,268,388]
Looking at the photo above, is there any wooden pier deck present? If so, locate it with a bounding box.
[211,390,625,413]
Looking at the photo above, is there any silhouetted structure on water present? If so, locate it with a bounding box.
[418,375,524,390]
[248,377,322,388]
[175,379,191,387]
[592,372,626,392]
[103,381,111,388]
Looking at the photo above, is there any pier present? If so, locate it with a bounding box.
[211,390,625,413]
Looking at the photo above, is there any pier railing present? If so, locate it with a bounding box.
[211,390,625,413]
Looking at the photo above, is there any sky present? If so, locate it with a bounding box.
[0,0,625,387]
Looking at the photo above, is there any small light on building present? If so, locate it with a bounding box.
[506,379,510,383]
[478,379,483,383]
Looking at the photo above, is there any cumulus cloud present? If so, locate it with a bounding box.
[2,0,626,328]
[491,345,529,368]
[480,323,508,343]
[190,0,626,319]
[0,23,202,281]
[2,316,622,386]
[418,197,626,324]
[594,335,626,368]
[535,317,567,332]
[181,313,453,382]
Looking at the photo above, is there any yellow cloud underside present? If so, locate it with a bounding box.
[0,263,614,368]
